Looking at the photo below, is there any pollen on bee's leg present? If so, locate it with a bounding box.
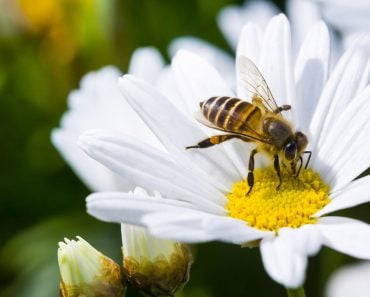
[226,167,330,232]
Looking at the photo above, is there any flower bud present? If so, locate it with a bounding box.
[58,236,125,297]
[122,224,192,297]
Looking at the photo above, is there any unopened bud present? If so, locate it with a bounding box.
[58,236,125,297]
[122,224,192,297]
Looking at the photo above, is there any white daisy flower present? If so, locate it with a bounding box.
[325,261,370,297]
[82,15,370,290]
[58,236,125,297]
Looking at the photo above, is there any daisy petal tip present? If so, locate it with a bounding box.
[117,75,126,85]
[272,13,289,25]
[315,20,329,34]
[172,49,201,65]
[118,74,140,89]
[50,128,62,145]
[173,48,189,59]
[85,194,111,217]
[85,192,99,203]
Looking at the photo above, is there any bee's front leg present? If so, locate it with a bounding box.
[291,160,297,176]
[274,155,282,190]
[247,149,258,195]
[303,150,312,169]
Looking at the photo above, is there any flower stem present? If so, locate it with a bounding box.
[286,287,306,297]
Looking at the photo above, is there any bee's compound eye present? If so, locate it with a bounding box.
[284,142,297,161]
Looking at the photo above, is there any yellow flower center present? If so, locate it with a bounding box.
[226,167,330,232]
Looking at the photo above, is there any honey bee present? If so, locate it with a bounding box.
[186,56,311,194]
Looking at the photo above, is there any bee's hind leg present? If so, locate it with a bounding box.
[247,149,258,195]
[186,134,238,149]
[274,154,282,190]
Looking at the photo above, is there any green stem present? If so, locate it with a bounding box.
[286,287,306,297]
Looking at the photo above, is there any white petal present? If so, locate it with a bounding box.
[52,66,158,191]
[118,74,240,190]
[236,23,263,98]
[217,0,279,49]
[260,228,308,288]
[315,176,370,217]
[294,21,330,132]
[143,211,270,244]
[79,130,226,213]
[62,66,162,149]
[260,14,295,110]
[320,0,370,34]
[317,217,370,259]
[313,86,370,189]
[236,23,263,66]
[283,225,323,256]
[155,66,189,114]
[286,0,322,55]
[52,129,129,191]
[310,47,370,151]
[87,193,261,244]
[86,192,197,224]
[128,47,165,84]
[326,262,370,297]
[168,37,235,90]
[171,50,234,115]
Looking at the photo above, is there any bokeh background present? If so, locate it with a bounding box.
[0,0,369,296]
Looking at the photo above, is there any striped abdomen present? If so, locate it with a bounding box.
[200,96,262,132]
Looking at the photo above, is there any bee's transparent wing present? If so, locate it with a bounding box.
[237,56,280,114]
[193,110,223,131]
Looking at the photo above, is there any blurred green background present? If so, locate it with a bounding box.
[0,0,369,296]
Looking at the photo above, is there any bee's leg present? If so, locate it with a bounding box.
[295,157,303,177]
[274,154,282,190]
[291,161,297,175]
[303,151,312,169]
[186,134,238,149]
[247,149,258,195]
[274,105,291,113]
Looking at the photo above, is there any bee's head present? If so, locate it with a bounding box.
[284,131,308,162]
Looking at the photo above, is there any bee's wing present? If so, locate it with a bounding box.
[194,110,222,130]
[194,110,270,144]
[237,56,280,115]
